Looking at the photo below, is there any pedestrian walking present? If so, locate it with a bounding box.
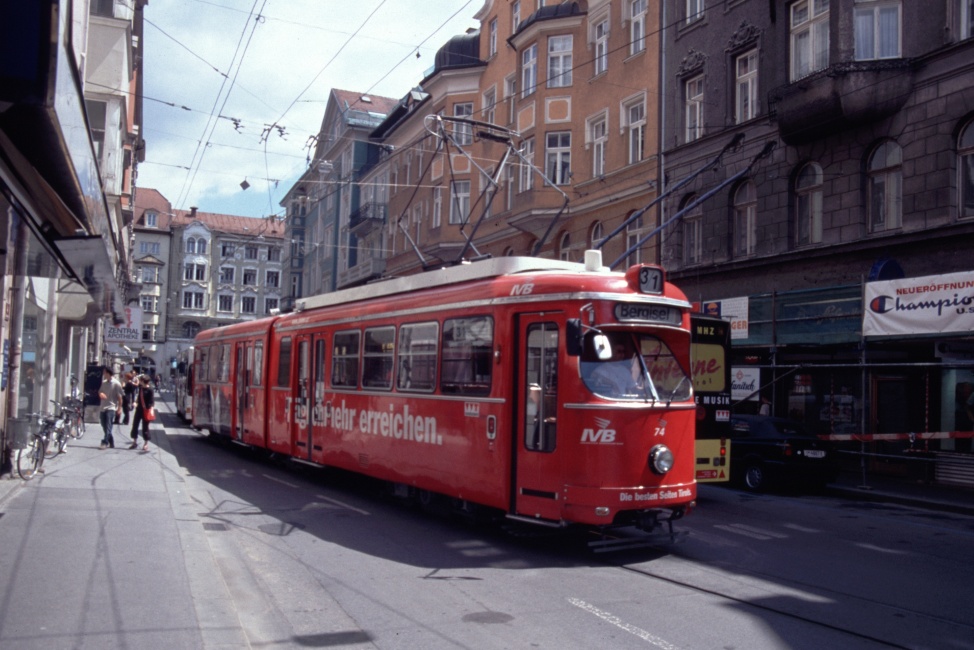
[98,366,124,449]
[128,375,155,451]
[121,371,138,425]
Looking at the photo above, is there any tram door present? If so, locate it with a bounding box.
[291,334,312,458]
[514,316,562,521]
[235,339,266,446]
[307,336,327,463]
[233,343,246,441]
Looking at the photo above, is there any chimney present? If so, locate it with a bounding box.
[190,206,198,218]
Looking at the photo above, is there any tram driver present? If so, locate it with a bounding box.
[582,334,644,398]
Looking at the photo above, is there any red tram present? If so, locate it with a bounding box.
[191,252,698,540]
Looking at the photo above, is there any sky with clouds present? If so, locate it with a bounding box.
[139,0,479,219]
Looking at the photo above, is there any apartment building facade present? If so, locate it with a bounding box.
[658,1,974,455]
[133,189,285,378]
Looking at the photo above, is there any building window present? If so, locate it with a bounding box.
[682,196,702,264]
[594,20,609,75]
[197,239,207,255]
[185,238,196,254]
[245,245,258,260]
[512,1,521,33]
[217,295,234,313]
[733,181,757,257]
[626,215,643,266]
[867,140,902,232]
[141,266,158,283]
[183,322,200,339]
[630,0,647,55]
[522,43,538,98]
[547,35,573,88]
[432,186,442,228]
[142,324,156,342]
[219,267,235,284]
[590,221,604,248]
[623,97,645,164]
[790,0,830,81]
[960,119,974,219]
[183,291,204,310]
[795,162,824,244]
[687,0,705,23]
[264,298,279,314]
[266,270,280,288]
[241,296,256,314]
[243,269,257,286]
[184,263,206,281]
[559,232,571,260]
[267,246,280,261]
[855,1,900,60]
[489,18,498,57]
[145,211,157,228]
[139,242,160,255]
[140,295,158,313]
[589,116,607,178]
[519,137,535,192]
[221,243,235,258]
[685,75,704,143]
[449,180,471,225]
[735,50,759,123]
[546,132,572,185]
[962,0,974,39]
[454,102,473,145]
[483,87,496,125]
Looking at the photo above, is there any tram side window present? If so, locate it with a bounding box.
[525,323,559,452]
[197,347,208,381]
[253,341,263,386]
[218,344,230,382]
[208,347,220,383]
[441,316,493,396]
[397,322,438,392]
[313,339,326,411]
[332,330,360,388]
[276,337,292,388]
[363,326,395,390]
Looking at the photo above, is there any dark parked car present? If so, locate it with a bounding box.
[728,415,839,491]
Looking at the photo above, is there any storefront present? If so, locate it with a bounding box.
[710,270,974,486]
[1,0,126,473]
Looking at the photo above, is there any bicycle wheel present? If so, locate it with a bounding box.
[67,413,84,439]
[45,427,67,458]
[74,412,86,439]
[17,436,45,480]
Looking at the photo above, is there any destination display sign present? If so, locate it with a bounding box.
[614,302,680,325]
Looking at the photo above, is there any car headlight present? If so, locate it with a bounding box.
[649,444,674,474]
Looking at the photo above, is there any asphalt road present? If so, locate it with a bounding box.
[2,407,973,649]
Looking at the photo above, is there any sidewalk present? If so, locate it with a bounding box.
[826,466,974,516]
[0,399,246,649]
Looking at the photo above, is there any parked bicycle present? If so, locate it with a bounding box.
[65,374,85,440]
[45,398,82,458]
[17,412,58,480]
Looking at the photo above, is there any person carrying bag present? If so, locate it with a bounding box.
[128,375,155,451]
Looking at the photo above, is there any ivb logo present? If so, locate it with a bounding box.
[581,417,619,444]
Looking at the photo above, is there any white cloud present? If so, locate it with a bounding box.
[139,0,479,217]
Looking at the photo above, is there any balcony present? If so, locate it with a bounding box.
[349,202,388,236]
[337,255,386,289]
[769,60,915,146]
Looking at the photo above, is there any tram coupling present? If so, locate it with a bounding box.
[587,507,690,553]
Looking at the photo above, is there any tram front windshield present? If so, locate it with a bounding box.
[580,332,692,403]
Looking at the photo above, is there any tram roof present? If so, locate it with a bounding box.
[294,256,597,313]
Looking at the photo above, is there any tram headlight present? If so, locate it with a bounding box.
[649,444,674,475]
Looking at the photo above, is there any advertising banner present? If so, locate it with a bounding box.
[863,271,974,337]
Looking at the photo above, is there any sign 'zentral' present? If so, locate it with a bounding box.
[863,271,974,337]
[105,305,143,343]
